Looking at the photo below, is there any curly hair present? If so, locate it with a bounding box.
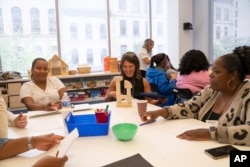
[220,45,250,82]
[120,51,142,80]
[178,49,209,75]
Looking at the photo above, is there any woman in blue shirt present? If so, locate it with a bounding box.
[146,53,177,106]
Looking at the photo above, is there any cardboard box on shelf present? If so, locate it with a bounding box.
[8,95,25,108]
[8,83,21,95]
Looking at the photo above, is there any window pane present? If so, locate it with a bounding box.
[0,0,57,76]
[58,0,108,71]
[0,8,4,34]
[151,0,168,54]
[212,0,250,61]
[110,0,150,59]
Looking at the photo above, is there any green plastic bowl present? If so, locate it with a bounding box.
[112,123,138,141]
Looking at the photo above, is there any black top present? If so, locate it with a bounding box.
[120,77,145,100]
[201,107,221,122]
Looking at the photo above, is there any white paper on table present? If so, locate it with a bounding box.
[57,128,79,158]
[72,103,92,112]
[28,110,61,118]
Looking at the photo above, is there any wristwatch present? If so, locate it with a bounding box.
[27,136,34,150]
[209,126,216,140]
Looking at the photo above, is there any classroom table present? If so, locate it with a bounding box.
[1,99,249,167]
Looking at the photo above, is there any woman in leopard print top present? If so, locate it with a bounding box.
[141,46,250,146]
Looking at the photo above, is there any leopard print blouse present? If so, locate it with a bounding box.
[165,80,250,146]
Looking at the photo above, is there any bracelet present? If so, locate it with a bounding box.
[27,136,34,150]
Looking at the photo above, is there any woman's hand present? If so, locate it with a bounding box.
[176,128,211,141]
[32,133,64,151]
[46,101,61,111]
[141,108,167,122]
[32,155,68,167]
[14,112,27,128]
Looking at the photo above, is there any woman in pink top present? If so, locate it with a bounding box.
[176,49,210,94]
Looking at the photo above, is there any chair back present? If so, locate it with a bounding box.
[174,88,193,103]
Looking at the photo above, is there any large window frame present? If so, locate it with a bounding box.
[0,0,170,76]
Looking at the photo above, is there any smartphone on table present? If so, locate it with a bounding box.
[204,145,240,160]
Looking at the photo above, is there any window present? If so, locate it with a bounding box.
[30,8,41,34]
[100,48,107,64]
[156,0,163,14]
[0,8,3,34]
[12,7,23,33]
[70,49,79,69]
[224,26,228,37]
[132,0,139,13]
[212,0,250,61]
[100,24,106,39]
[87,49,93,65]
[215,7,221,20]
[32,46,42,57]
[48,8,56,36]
[119,0,126,11]
[120,20,127,36]
[216,26,221,39]
[0,0,169,76]
[85,24,92,39]
[120,45,127,57]
[70,23,78,40]
[133,21,139,36]
[224,8,229,21]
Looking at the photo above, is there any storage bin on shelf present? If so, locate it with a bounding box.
[65,112,111,137]
[77,67,91,74]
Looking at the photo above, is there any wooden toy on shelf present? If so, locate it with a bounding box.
[47,54,68,76]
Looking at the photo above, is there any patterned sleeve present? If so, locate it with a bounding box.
[165,86,214,120]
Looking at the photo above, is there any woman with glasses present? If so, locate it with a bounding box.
[146,53,177,106]
[104,51,158,105]
[20,58,65,111]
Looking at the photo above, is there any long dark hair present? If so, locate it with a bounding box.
[149,53,166,67]
[120,52,142,80]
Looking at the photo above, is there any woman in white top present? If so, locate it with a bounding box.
[20,58,65,111]
[138,38,154,77]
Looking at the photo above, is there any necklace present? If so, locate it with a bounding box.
[206,83,243,121]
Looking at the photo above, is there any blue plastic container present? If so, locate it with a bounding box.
[65,112,111,137]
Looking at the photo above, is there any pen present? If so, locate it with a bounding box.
[55,151,59,157]
[105,104,109,112]
[139,120,156,126]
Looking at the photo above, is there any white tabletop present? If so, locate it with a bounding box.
[1,99,249,167]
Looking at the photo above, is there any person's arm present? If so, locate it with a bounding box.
[143,57,151,65]
[104,79,117,102]
[21,96,55,111]
[141,108,169,122]
[0,133,64,160]
[32,155,68,167]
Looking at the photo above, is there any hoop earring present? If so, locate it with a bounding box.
[227,79,236,90]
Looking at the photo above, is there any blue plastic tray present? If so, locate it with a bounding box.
[65,112,111,137]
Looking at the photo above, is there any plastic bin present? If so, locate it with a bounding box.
[65,112,111,137]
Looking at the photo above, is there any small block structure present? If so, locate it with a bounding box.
[48,54,68,76]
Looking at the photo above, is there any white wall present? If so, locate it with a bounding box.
[193,0,211,61]
[167,0,211,68]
